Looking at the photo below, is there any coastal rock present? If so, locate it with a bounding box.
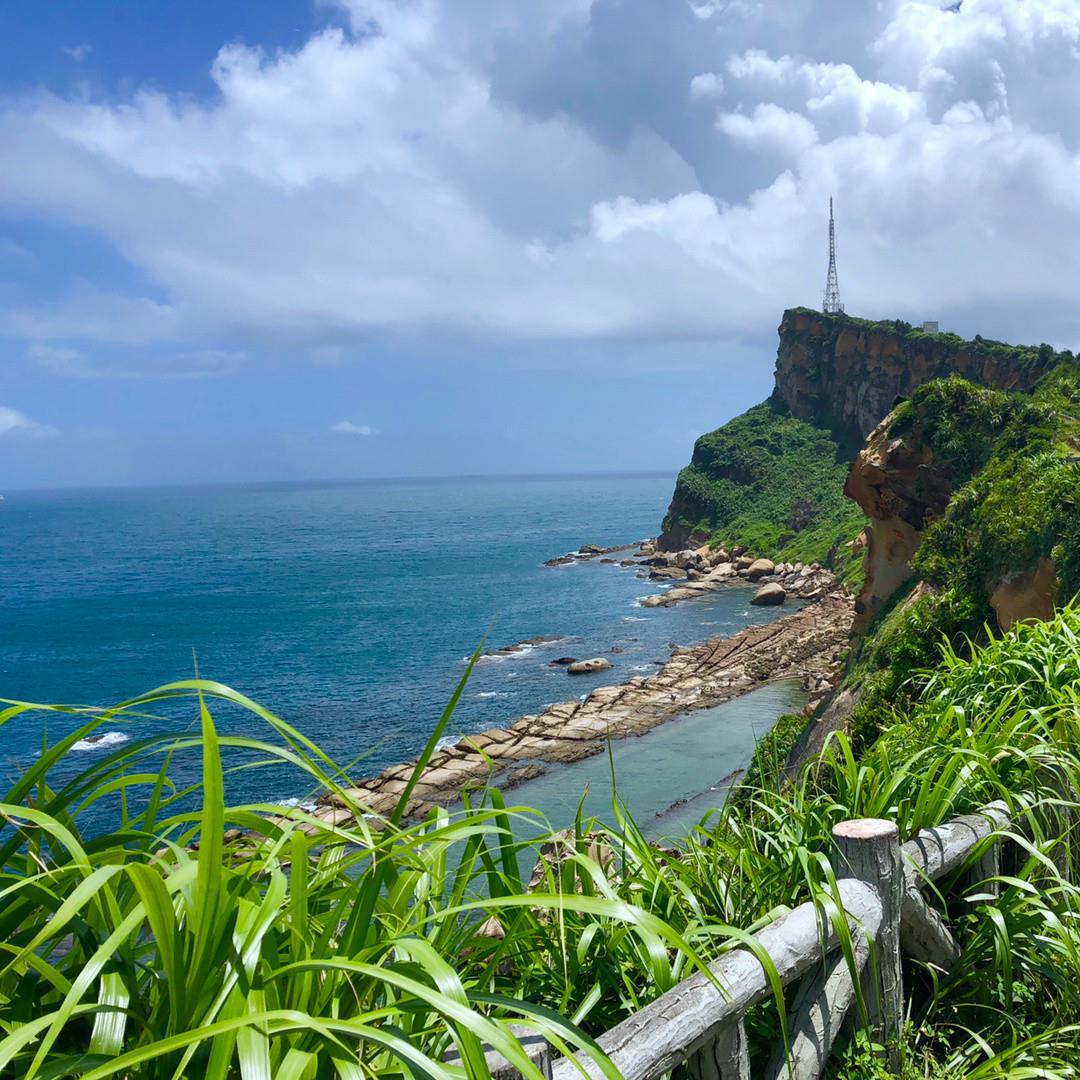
[649,566,686,580]
[567,657,612,674]
[751,583,786,606]
[746,558,775,580]
[579,544,605,554]
[318,593,853,822]
[734,555,755,571]
[550,656,579,666]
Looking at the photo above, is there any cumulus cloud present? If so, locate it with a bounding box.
[331,421,379,436]
[0,406,54,437]
[1,0,1080,357]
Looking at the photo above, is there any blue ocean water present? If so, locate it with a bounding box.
[0,475,793,814]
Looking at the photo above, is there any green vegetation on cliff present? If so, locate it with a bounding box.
[846,364,1080,747]
[661,308,1070,580]
[662,400,866,582]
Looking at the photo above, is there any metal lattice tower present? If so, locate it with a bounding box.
[822,197,844,314]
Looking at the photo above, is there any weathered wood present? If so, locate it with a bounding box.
[763,932,869,1080]
[548,879,883,1080]
[687,1020,750,1080]
[445,1026,551,1079]
[901,801,1011,883]
[899,879,960,971]
[832,818,903,1072]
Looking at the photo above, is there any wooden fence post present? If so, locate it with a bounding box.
[687,1019,750,1080]
[444,1027,551,1079]
[832,819,903,1073]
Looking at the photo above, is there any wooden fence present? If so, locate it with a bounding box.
[479,801,1014,1080]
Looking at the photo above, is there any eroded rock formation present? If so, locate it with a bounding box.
[843,414,954,630]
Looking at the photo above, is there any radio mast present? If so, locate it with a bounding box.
[822,197,844,314]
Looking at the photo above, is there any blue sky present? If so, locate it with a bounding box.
[2,0,1080,488]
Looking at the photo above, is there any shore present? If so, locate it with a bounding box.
[312,583,853,823]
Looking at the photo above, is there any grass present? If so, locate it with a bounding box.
[6,607,1080,1076]
[662,400,867,585]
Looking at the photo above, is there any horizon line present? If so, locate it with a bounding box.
[1,467,681,497]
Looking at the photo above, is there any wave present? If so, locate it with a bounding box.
[275,796,318,812]
[476,690,514,699]
[70,731,129,753]
[623,615,647,622]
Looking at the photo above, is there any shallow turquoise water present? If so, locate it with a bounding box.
[0,475,795,819]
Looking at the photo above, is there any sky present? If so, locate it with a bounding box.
[2,0,1080,488]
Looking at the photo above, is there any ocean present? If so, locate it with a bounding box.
[0,474,800,827]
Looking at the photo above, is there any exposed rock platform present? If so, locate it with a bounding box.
[311,590,853,824]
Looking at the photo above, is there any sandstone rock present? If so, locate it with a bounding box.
[567,657,612,674]
[990,557,1058,630]
[751,583,786,606]
[649,566,686,580]
[734,555,755,571]
[746,558,776,580]
[579,543,605,554]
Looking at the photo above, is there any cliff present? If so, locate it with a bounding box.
[660,308,1069,569]
[773,308,1058,446]
[840,364,1080,746]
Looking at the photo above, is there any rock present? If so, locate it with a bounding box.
[599,557,616,564]
[545,555,574,566]
[550,656,578,666]
[620,558,636,567]
[638,541,657,556]
[567,657,612,674]
[649,566,686,580]
[731,544,749,558]
[751,583,786,606]
[579,543,605,554]
[734,555,755,571]
[746,558,776,580]
[506,764,546,786]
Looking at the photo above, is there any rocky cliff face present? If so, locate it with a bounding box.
[843,414,956,631]
[660,309,1064,559]
[772,309,1057,447]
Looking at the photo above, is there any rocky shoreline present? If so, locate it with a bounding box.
[544,537,835,610]
[308,587,853,825]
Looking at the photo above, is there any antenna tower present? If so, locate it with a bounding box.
[822,197,844,314]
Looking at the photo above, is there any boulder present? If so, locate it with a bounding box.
[734,555,755,571]
[567,657,612,674]
[751,583,786,606]
[549,656,579,666]
[649,566,686,580]
[579,543,605,554]
[731,544,749,557]
[746,558,776,580]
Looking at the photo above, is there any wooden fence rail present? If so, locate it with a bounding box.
[492,800,1013,1080]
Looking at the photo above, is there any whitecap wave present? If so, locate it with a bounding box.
[476,690,514,700]
[70,731,129,753]
[623,615,647,622]
[435,735,461,752]
[276,796,318,812]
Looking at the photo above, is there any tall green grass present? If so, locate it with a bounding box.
[5,609,1080,1076]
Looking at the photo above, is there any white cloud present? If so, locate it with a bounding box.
[717,103,819,157]
[0,406,54,437]
[689,72,724,98]
[63,44,93,62]
[332,421,379,435]
[0,0,1080,354]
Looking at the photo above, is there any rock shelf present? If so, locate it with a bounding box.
[311,590,853,824]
